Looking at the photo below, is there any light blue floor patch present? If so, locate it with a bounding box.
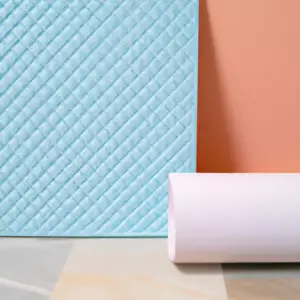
[0,0,199,236]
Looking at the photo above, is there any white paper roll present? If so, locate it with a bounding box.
[168,173,300,263]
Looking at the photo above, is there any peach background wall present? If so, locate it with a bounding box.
[197,0,300,172]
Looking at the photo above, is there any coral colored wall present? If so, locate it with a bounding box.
[197,0,300,172]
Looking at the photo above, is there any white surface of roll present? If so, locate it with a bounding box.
[168,173,300,263]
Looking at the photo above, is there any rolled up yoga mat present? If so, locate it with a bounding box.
[168,173,300,263]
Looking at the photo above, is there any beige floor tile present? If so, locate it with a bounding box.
[225,278,300,300]
[51,239,228,300]
[223,264,300,300]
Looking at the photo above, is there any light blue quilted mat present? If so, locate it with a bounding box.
[0,0,199,236]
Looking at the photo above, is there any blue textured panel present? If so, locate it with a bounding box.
[0,0,198,236]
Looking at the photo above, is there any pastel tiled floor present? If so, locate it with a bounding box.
[52,239,227,300]
[0,239,300,299]
[223,264,300,300]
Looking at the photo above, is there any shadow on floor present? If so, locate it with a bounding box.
[175,262,300,277]
[223,263,300,278]
[175,264,222,275]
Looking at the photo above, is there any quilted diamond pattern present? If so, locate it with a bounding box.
[0,0,198,236]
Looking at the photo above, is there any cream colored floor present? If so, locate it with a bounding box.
[52,239,227,300]
[0,238,300,299]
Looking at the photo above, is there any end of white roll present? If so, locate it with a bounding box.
[168,173,300,263]
[168,175,176,262]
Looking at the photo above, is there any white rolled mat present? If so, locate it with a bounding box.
[168,173,300,263]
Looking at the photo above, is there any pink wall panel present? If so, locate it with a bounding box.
[198,0,300,172]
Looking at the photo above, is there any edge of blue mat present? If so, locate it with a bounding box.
[4,233,167,238]
[191,0,199,175]
[159,0,199,238]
